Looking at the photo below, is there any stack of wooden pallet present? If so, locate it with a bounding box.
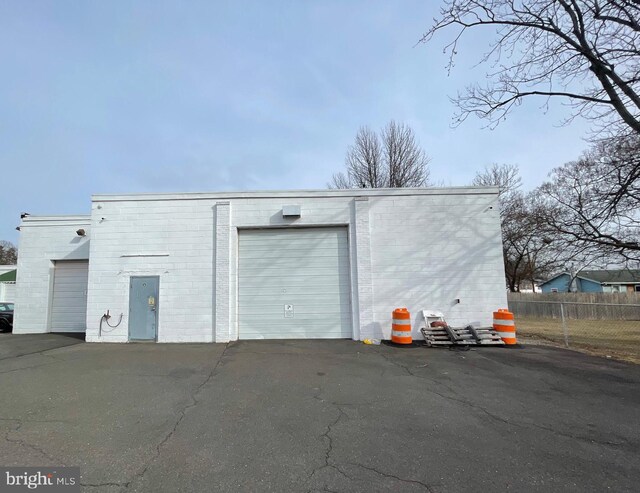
[466,325,505,345]
[419,310,504,347]
[421,324,470,346]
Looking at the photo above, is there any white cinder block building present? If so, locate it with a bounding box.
[13,188,507,343]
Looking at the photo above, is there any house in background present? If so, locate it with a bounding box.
[0,265,17,302]
[540,270,640,293]
[515,279,543,293]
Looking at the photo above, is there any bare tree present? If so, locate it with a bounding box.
[337,126,385,188]
[382,121,432,187]
[472,163,522,201]
[0,241,17,265]
[421,1,640,135]
[473,164,558,291]
[536,132,640,262]
[504,193,559,291]
[330,121,431,188]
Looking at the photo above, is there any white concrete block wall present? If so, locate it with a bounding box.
[85,193,366,342]
[18,188,506,342]
[13,216,91,333]
[368,193,507,339]
[214,202,231,343]
[85,199,215,342]
[353,197,374,340]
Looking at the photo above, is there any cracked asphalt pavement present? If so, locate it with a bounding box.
[0,334,639,492]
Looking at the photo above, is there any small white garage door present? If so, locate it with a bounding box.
[50,260,89,332]
[238,227,352,339]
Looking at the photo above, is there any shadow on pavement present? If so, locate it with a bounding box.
[0,332,84,360]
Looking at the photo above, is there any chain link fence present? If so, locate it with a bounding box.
[508,298,640,364]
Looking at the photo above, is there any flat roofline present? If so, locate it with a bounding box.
[22,215,91,221]
[92,186,499,202]
[20,215,91,226]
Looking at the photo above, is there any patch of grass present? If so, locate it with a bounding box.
[516,317,640,364]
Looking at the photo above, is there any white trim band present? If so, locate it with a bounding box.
[392,330,412,339]
[392,319,411,325]
[493,319,515,327]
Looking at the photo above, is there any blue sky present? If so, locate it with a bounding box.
[0,1,590,244]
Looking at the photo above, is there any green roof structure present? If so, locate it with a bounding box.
[0,270,16,282]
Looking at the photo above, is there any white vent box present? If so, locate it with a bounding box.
[282,205,301,217]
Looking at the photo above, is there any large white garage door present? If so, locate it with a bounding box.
[238,227,352,339]
[50,260,89,332]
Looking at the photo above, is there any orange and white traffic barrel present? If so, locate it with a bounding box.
[391,308,412,345]
[493,309,517,345]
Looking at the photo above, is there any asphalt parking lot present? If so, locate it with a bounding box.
[0,334,638,492]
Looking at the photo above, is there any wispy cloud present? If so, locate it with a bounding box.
[0,0,590,242]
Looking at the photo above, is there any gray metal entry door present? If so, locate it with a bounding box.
[129,277,159,341]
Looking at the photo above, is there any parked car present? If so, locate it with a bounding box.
[0,302,14,332]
